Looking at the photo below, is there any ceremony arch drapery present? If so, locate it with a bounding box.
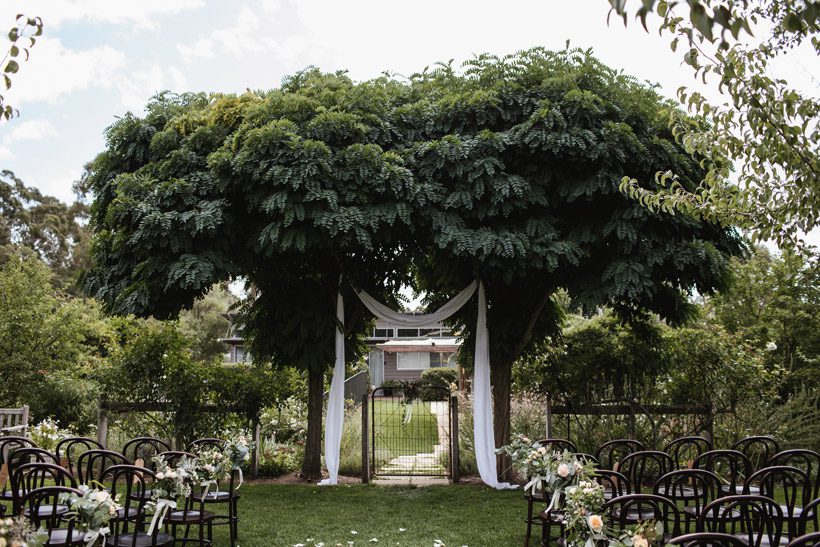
[318,280,514,489]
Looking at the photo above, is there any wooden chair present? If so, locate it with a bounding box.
[769,449,820,500]
[23,486,86,546]
[165,477,217,546]
[122,437,171,469]
[0,436,37,507]
[619,450,674,493]
[6,447,61,514]
[0,405,29,436]
[191,467,242,547]
[663,436,713,470]
[746,465,812,539]
[605,493,683,541]
[733,436,780,471]
[103,464,175,547]
[13,461,77,518]
[697,494,784,547]
[523,438,578,547]
[76,448,128,485]
[694,449,753,496]
[54,436,104,475]
[595,439,646,470]
[654,469,722,532]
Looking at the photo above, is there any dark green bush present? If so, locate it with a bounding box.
[419,368,458,400]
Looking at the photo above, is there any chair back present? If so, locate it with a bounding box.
[0,436,37,465]
[23,485,85,545]
[604,493,683,539]
[102,465,154,540]
[663,436,713,470]
[654,469,722,517]
[122,437,171,468]
[697,494,783,547]
[797,497,820,537]
[13,462,76,515]
[668,532,748,546]
[54,437,104,474]
[619,450,674,493]
[746,465,811,521]
[595,439,646,470]
[76,449,128,485]
[733,436,780,471]
[535,438,577,453]
[595,469,631,500]
[188,438,226,452]
[768,449,820,499]
[0,405,29,436]
[787,531,820,547]
[158,450,197,467]
[694,449,752,496]
[7,447,59,510]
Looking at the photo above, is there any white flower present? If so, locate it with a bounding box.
[766,341,778,351]
[156,472,165,480]
[633,535,648,547]
[398,528,406,532]
[351,531,358,535]
[557,463,570,478]
[96,490,110,503]
[588,515,604,533]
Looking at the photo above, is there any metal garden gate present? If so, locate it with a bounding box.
[365,386,458,479]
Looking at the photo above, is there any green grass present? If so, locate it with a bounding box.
[218,483,522,546]
[371,399,442,466]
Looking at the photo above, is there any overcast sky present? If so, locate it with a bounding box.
[1,0,817,248]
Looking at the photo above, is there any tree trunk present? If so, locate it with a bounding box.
[301,367,324,481]
[491,360,513,481]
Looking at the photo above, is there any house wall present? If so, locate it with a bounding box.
[383,351,424,382]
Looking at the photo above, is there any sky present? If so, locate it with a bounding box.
[0,0,817,246]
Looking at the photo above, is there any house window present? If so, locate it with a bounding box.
[396,352,431,370]
[373,328,393,338]
[430,352,456,368]
[396,328,420,337]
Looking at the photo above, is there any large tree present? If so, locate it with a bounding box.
[403,49,743,474]
[85,49,742,481]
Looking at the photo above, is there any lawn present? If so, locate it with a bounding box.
[371,399,444,473]
[219,482,522,546]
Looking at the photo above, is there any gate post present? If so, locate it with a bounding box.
[361,392,370,483]
[450,394,460,483]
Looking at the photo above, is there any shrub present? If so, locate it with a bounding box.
[419,368,458,400]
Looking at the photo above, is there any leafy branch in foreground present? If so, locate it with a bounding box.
[1,13,43,121]
[610,0,819,248]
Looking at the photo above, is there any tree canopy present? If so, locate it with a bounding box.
[84,48,743,480]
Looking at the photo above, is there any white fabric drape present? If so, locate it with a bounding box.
[355,281,478,328]
[318,292,346,486]
[320,279,515,489]
[472,282,515,489]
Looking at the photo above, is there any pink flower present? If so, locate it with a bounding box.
[557,463,570,477]
[588,515,604,533]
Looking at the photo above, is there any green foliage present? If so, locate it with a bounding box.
[0,170,90,290]
[1,13,42,121]
[708,246,820,394]
[178,283,237,362]
[27,373,99,435]
[0,255,109,407]
[611,0,819,247]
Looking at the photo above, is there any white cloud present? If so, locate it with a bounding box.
[0,0,205,30]
[4,37,125,106]
[113,64,191,113]
[177,5,278,63]
[0,119,58,160]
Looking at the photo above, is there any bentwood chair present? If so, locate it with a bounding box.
[76,448,128,485]
[747,465,812,539]
[667,532,748,546]
[165,477,217,546]
[654,469,722,532]
[605,493,683,541]
[6,447,61,514]
[697,494,784,547]
[54,436,103,475]
[523,438,578,547]
[13,461,76,519]
[123,437,171,469]
[595,439,646,471]
[664,437,713,470]
[734,436,780,472]
[694,450,754,496]
[797,497,820,537]
[619,450,674,493]
[769,450,820,500]
[191,467,242,547]
[103,464,176,547]
[23,486,86,546]
[0,436,36,507]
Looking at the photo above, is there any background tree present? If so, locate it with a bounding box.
[610,0,819,247]
[0,170,90,290]
[179,283,238,363]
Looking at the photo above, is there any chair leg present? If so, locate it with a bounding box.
[524,497,533,547]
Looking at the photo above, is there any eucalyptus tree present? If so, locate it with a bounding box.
[84,76,420,479]
[402,49,743,469]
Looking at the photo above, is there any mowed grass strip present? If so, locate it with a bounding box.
[212,483,521,546]
[371,399,440,463]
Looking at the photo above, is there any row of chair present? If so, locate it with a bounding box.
[0,435,239,546]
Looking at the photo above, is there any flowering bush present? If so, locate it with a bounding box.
[27,418,74,451]
[0,516,48,547]
[59,486,120,545]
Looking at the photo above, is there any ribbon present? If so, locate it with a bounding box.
[200,479,217,500]
[235,467,243,490]
[83,527,109,547]
[523,475,545,495]
[147,498,177,535]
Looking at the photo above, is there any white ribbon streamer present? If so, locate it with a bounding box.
[200,480,217,500]
[83,526,109,547]
[318,291,346,487]
[235,467,243,490]
[147,498,177,535]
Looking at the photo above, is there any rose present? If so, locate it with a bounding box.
[633,535,649,547]
[557,463,570,478]
[588,515,604,533]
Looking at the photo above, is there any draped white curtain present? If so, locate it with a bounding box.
[320,280,514,489]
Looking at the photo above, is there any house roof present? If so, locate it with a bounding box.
[376,337,461,353]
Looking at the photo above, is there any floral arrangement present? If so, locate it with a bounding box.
[151,454,193,503]
[496,434,595,497]
[27,418,74,451]
[224,431,252,470]
[0,516,49,547]
[562,479,608,547]
[58,486,120,546]
[610,520,664,547]
[194,448,230,484]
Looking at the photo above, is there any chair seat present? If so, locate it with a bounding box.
[612,507,657,522]
[192,490,234,502]
[24,503,69,519]
[778,504,803,519]
[683,505,700,518]
[166,509,216,524]
[47,527,87,546]
[114,506,141,520]
[538,509,565,524]
[1,489,22,501]
[129,489,153,501]
[106,532,175,547]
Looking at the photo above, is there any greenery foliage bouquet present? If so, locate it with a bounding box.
[562,479,608,547]
[0,516,48,547]
[146,454,194,535]
[224,431,252,469]
[58,486,120,546]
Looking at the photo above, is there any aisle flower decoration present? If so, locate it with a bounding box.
[562,479,608,547]
[194,448,230,498]
[59,485,121,547]
[146,455,194,535]
[0,516,48,547]
[610,520,664,547]
[224,430,253,488]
